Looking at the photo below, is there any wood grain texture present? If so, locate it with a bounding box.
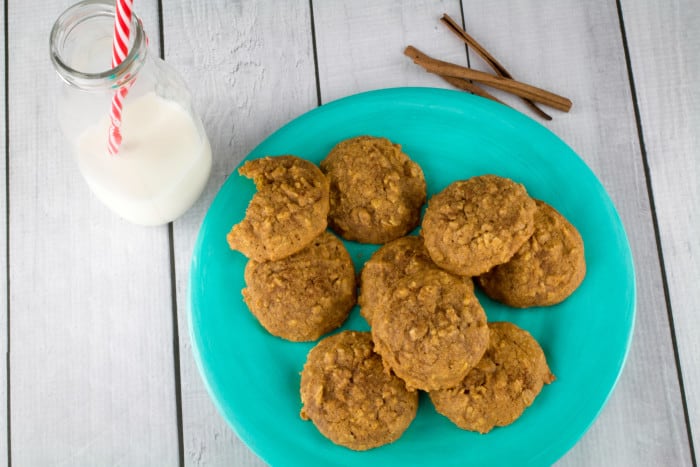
[164,1,317,465]
[620,0,700,455]
[314,0,468,104]
[8,1,179,465]
[1,0,7,464]
[314,0,692,465]
[460,1,692,465]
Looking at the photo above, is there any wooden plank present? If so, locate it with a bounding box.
[620,0,700,455]
[314,0,468,103]
[165,1,317,465]
[0,0,7,464]
[8,1,179,465]
[314,0,692,465]
[458,1,691,465]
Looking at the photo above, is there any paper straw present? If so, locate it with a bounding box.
[107,0,134,156]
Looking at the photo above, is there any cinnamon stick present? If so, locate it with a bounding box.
[440,76,509,107]
[440,14,552,120]
[404,45,572,112]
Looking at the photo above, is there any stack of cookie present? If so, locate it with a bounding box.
[227,136,586,451]
[226,155,357,342]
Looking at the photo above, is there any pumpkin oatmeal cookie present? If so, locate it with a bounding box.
[430,322,555,434]
[477,200,586,307]
[421,175,536,276]
[242,232,355,342]
[320,136,426,244]
[371,269,488,391]
[358,236,451,325]
[300,331,418,450]
[227,155,329,261]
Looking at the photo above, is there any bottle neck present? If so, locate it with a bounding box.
[50,0,147,92]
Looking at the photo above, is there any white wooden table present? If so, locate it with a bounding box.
[1,1,698,465]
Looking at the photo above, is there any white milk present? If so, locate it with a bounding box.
[75,92,212,225]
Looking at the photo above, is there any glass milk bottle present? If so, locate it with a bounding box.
[49,0,212,226]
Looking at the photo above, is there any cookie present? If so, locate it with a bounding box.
[300,331,419,451]
[371,269,489,391]
[359,236,444,325]
[227,155,329,261]
[430,322,555,434]
[477,200,586,307]
[421,175,537,276]
[320,136,426,244]
[242,232,356,342]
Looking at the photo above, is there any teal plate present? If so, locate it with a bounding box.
[189,88,636,466]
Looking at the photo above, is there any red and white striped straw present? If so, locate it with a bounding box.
[107,0,134,156]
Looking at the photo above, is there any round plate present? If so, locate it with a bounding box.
[188,88,635,466]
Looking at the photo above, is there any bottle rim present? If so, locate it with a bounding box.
[49,0,147,91]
